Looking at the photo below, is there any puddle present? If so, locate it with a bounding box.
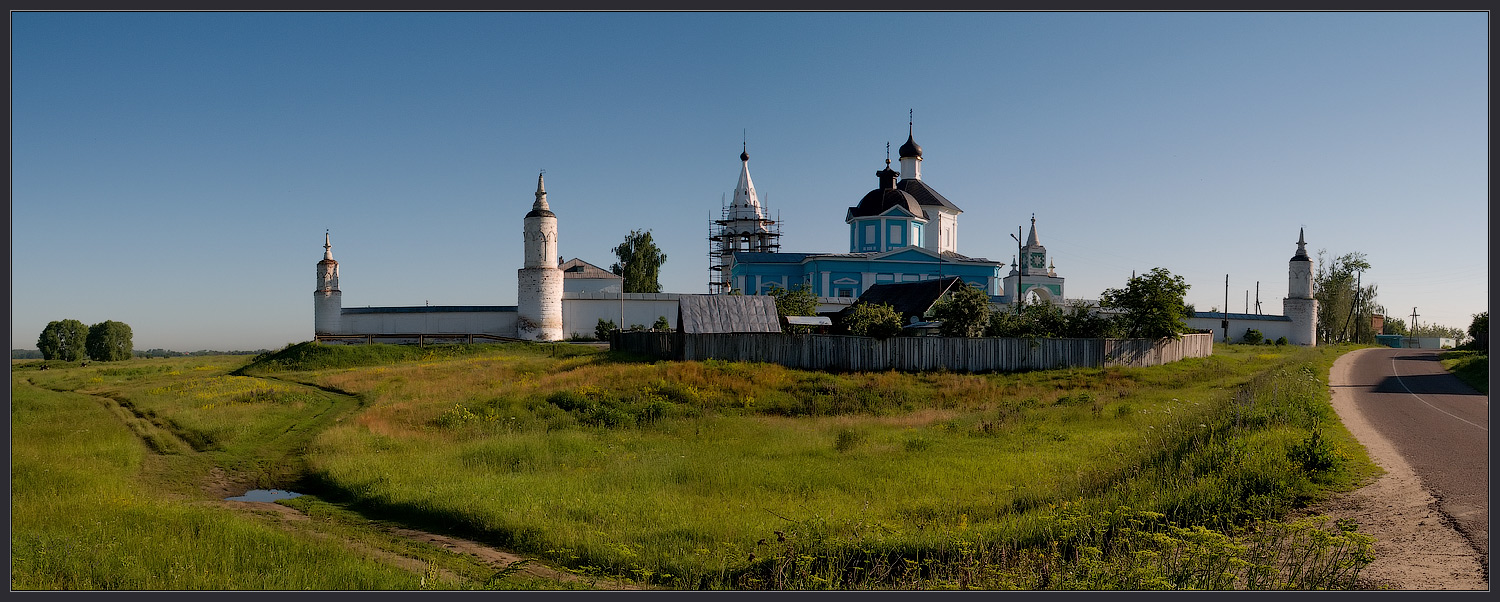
[226,489,304,502]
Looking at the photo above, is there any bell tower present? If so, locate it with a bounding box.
[1284,228,1317,346]
[517,171,564,341]
[314,231,341,336]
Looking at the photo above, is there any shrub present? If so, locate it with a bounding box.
[1242,329,1264,345]
[595,319,618,341]
[833,428,866,452]
[651,316,672,332]
[1275,336,1288,346]
[844,302,904,340]
[1287,428,1344,473]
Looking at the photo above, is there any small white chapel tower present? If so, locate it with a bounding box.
[1284,228,1318,346]
[517,171,564,341]
[314,231,341,336]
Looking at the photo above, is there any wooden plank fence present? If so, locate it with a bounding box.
[612,332,1214,373]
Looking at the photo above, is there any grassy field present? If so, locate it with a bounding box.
[12,341,1382,590]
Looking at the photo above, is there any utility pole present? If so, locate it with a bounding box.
[1223,274,1230,343]
[1410,307,1419,347]
[1009,226,1024,309]
[1255,282,1261,315]
[1340,270,1362,343]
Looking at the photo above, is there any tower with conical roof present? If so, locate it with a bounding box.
[517,172,564,341]
[1002,214,1065,305]
[1284,228,1317,345]
[709,141,781,294]
[314,231,342,336]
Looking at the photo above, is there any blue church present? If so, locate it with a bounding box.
[721,121,1060,305]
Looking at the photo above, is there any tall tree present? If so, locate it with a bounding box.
[85,320,134,361]
[1381,316,1408,337]
[931,282,992,337]
[1313,250,1379,344]
[1467,312,1488,351]
[1099,267,1192,340]
[37,319,88,361]
[610,229,667,293]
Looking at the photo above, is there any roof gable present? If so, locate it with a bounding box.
[559,258,620,279]
[873,247,945,262]
[678,295,782,334]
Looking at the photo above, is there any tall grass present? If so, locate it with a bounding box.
[1439,350,1488,394]
[265,342,1375,589]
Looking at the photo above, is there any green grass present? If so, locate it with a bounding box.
[1439,350,1488,394]
[10,371,428,589]
[251,342,1377,589]
[13,342,1380,590]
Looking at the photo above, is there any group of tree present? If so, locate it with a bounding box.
[36,319,133,361]
[833,267,1195,341]
[1313,250,1381,344]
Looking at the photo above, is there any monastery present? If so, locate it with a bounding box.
[312,120,1315,346]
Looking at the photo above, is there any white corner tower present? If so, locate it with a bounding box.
[1284,228,1318,346]
[709,140,781,294]
[314,230,341,337]
[517,171,564,341]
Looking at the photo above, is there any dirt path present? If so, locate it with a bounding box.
[1309,349,1489,590]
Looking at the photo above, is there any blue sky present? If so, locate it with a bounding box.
[11,11,1488,351]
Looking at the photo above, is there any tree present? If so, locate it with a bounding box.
[1467,312,1488,351]
[768,284,818,333]
[610,229,667,293]
[651,316,672,332]
[1313,250,1379,344]
[1382,316,1408,337]
[37,319,88,361]
[1099,267,1192,340]
[844,302,904,340]
[930,282,992,337]
[85,321,133,361]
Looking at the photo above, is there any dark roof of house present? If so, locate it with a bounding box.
[838,276,967,321]
[678,295,781,334]
[896,178,961,213]
[559,257,619,279]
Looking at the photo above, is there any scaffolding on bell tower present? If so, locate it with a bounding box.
[708,195,781,294]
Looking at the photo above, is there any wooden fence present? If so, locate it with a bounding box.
[612,332,1214,373]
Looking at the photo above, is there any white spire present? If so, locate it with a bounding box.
[323,230,334,261]
[728,143,763,221]
[533,171,549,212]
[1026,213,1039,247]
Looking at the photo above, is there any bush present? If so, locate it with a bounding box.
[1242,329,1264,345]
[1287,428,1344,473]
[595,319,617,341]
[844,302,904,340]
[1275,336,1288,346]
[651,316,672,332]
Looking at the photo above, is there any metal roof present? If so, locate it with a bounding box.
[896,178,961,213]
[1191,311,1292,322]
[839,276,966,322]
[343,306,517,314]
[677,295,781,334]
[559,257,620,279]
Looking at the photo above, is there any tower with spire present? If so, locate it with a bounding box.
[1001,214,1065,305]
[517,171,564,341]
[314,230,342,336]
[1283,228,1317,345]
[709,140,781,294]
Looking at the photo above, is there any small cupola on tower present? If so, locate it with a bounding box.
[898,109,923,181]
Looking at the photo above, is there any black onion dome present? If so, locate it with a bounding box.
[898,132,922,158]
[525,208,555,218]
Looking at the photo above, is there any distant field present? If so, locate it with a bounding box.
[12,341,1379,590]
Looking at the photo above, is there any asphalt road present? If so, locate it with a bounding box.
[1333,347,1489,557]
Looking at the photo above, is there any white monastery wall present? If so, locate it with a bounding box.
[339,310,518,336]
[1185,315,1297,344]
[561,293,684,338]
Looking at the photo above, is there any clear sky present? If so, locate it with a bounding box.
[11,11,1488,352]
